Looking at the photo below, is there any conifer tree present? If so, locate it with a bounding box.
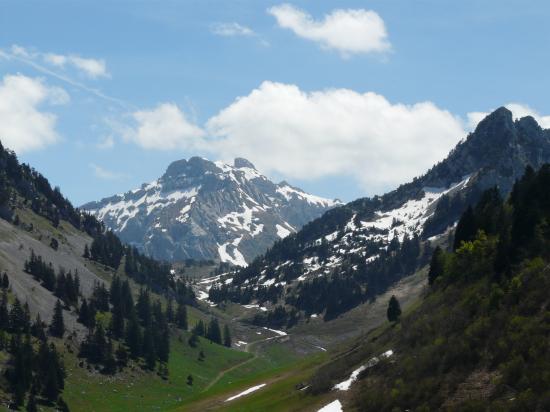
[166,299,174,323]
[0,289,8,330]
[31,314,46,341]
[9,298,27,333]
[223,324,232,348]
[387,295,402,323]
[78,298,92,328]
[453,206,477,250]
[26,390,37,412]
[109,303,125,340]
[193,320,205,337]
[188,331,199,348]
[175,303,188,330]
[49,300,65,338]
[143,322,156,370]
[206,318,222,344]
[428,246,444,285]
[125,312,142,359]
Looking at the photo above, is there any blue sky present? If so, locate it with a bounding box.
[1,0,549,205]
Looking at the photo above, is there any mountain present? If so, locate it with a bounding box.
[205,107,550,323]
[82,157,339,265]
[307,165,550,411]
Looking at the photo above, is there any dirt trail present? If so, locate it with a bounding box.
[201,333,287,393]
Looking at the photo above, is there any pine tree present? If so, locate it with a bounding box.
[143,322,156,370]
[83,244,90,259]
[453,206,477,250]
[109,303,125,339]
[175,303,188,330]
[78,298,92,328]
[57,397,70,412]
[31,314,46,341]
[125,312,142,359]
[387,295,402,323]
[206,318,222,344]
[166,299,174,323]
[428,246,444,285]
[9,298,27,333]
[2,272,9,289]
[0,289,8,330]
[136,288,151,326]
[102,339,117,375]
[115,344,128,368]
[49,300,65,338]
[26,391,37,412]
[187,374,193,386]
[223,324,232,347]
[193,320,205,337]
[188,331,199,348]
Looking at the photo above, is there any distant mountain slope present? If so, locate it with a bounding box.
[82,157,339,265]
[206,107,550,322]
[308,165,550,411]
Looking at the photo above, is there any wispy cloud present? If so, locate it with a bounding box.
[90,163,128,180]
[43,53,108,79]
[211,22,255,37]
[11,45,109,79]
[0,45,131,108]
[210,22,269,46]
[96,136,115,150]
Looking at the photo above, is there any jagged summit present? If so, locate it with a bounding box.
[233,157,256,169]
[82,157,339,265]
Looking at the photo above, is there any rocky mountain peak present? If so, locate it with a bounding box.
[82,157,339,265]
[233,158,256,169]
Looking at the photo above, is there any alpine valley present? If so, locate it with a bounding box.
[0,107,549,412]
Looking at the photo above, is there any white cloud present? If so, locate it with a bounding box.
[90,163,127,180]
[122,103,205,150]
[468,103,550,130]
[8,45,109,79]
[0,45,126,107]
[268,4,390,56]
[0,74,68,153]
[206,81,464,191]
[211,22,255,37]
[97,136,115,150]
[43,53,108,79]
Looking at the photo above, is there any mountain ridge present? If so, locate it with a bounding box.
[82,156,340,265]
[204,107,550,324]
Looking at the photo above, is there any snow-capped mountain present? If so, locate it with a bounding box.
[206,107,550,321]
[82,157,339,265]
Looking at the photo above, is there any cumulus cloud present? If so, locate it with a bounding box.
[468,103,550,130]
[90,163,127,180]
[122,103,205,150]
[205,81,464,190]
[211,22,255,37]
[268,4,390,56]
[0,74,68,153]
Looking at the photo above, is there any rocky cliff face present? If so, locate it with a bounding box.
[82,157,339,265]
